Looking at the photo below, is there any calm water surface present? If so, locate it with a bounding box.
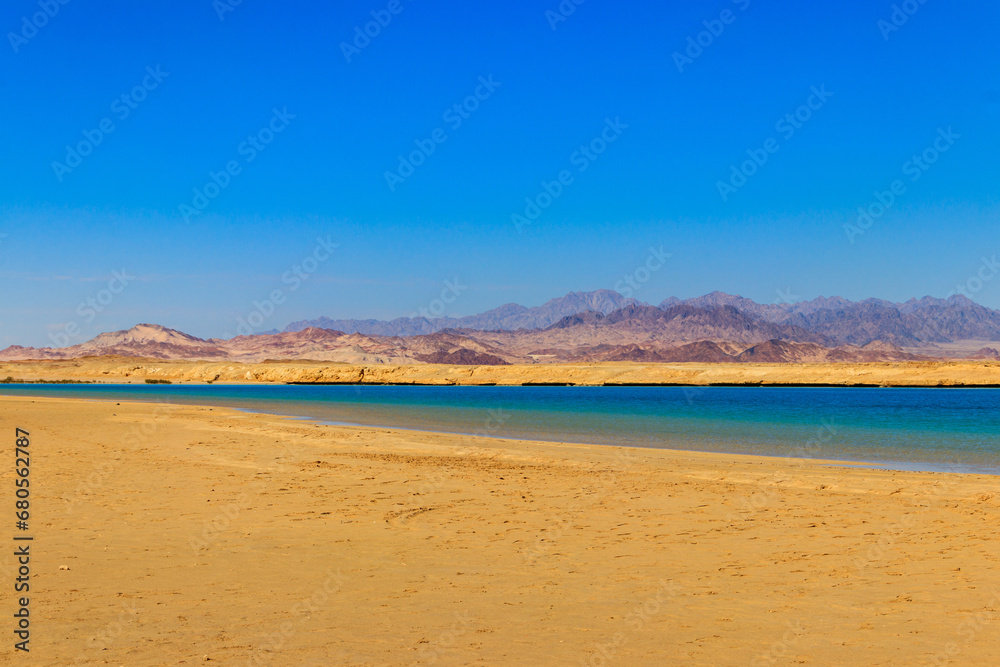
[2,384,999,474]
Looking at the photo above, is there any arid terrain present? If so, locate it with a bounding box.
[3,357,1000,387]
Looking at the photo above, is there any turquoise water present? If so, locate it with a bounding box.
[2,384,999,474]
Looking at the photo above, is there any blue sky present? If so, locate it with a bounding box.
[0,0,998,346]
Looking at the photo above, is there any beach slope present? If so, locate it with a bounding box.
[2,396,998,665]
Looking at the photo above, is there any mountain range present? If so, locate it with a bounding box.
[284,289,1000,347]
[281,289,639,336]
[3,290,1000,365]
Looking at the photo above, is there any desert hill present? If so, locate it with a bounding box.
[4,290,1000,365]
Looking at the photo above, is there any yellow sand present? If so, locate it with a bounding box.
[3,357,1000,386]
[1,395,998,665]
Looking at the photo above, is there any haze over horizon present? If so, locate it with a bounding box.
[1,1,998,347]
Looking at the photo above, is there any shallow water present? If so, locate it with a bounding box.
[3,384,999,474]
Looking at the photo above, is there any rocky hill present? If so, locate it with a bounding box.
[4,290,1000,366]
[283,289,638,335]
[282,290,1000,348]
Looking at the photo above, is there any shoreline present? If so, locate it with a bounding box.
[5,394,1000,664]
[233,406,1000,478]
[5,388,1000,477]
[8,393,995,486]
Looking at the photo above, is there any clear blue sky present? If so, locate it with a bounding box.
[0,0,997,346]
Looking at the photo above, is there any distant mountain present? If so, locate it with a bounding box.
[893,295,1000,341]
[285,290,1000,347]
[782,300,929,346]
[581,341,738,363]
[464,290,641,330]
[0,324,228,360]
[662,291,789,322]
[282,316,441,337]
[786,295,859,317]
[734,339,925,363]
[779,295,1000,346]
[283,289,639,335]
[546,304,828,346]
[0,324,513,365]
[281,289,1000,347]
[5,290,1000,366]
[648,292,1000,347]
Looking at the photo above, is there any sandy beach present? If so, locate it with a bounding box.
[2,394,998,665]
